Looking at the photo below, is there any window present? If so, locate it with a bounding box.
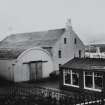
[58,50,61,58]
[72,71,79,86]
[94,72,103,90]
[64,38,67,44]
[84,71,103,92]
[85,72,93,88]
[59,64,61,68]
[74,38,77,44]
[63,69,79,87]
[64,70,71,84]
[79,50,81,58]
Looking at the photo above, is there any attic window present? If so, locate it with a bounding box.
[74,38,77,44]
[64,38,67,44]
[58,50,62,58]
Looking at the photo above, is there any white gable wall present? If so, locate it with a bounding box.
[52,27,85,71]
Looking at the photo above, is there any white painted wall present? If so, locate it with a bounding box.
[14,47,53,82]
[52,27,85,71]
[0,59,15,81]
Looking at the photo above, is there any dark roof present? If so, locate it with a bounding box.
[0,48,25,59]
[91,44,105,47]
[0,28,65,59]
[61,58,105,71]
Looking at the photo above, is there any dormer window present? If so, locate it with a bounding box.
[64,38,67,44]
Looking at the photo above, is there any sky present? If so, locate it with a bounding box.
[0,0,105,45]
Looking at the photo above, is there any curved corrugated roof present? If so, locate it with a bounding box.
[0,28,65,59]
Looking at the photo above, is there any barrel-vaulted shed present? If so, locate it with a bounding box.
[0,20,85,82]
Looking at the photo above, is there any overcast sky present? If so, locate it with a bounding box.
[0,0,105,45]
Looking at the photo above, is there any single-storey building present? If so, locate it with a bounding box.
[0,19,84,82]
[59,58,105,97]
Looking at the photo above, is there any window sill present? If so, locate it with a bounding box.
[64,83,79,88]
[84,87,102,92]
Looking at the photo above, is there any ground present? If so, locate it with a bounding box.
[19,78,59,89]
[0,77,60,105]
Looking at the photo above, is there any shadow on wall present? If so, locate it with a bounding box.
[0,76,14,87]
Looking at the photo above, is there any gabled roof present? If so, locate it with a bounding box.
[61,58,105,71]
[0,28,65,59]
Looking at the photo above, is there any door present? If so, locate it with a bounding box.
[30,61,42,80]
[36,62,42,79]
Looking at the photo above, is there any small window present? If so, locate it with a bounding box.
[79,50,81,58]
[72,71,79,86]
[59,64,61,67]
[85,72,93,88]
[74,38,77,44]
[64,70,71,84]
[64,38,67,44]
[94,72,103,90]
[58,50,61,58]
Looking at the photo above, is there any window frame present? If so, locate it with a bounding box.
[63,69,79,88]
[83,71,103,92]
[64,37,67,44]
[79,50,81,58]
[58,50,62,58]
[74,38,77,44]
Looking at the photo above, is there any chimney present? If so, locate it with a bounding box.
[66,18,72,30]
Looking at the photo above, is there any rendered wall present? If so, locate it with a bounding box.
[0,59,15,81]
[14,47,53,82]
[52,27,85,71]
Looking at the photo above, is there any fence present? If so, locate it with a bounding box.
[0,85,105,105]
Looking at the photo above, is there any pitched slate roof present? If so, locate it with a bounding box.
[61,58,105,71]
[0,28,65,59]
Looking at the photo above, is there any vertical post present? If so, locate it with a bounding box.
[59,66,63,89]
[102,72,105,98]
[79,70,84,93]
[12,64,15,81]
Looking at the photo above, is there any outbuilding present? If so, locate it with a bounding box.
[60,58,105,96]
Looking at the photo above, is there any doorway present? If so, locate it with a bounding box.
[29,61,42,80]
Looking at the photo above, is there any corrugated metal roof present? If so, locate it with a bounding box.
[0,28,65,59]
[61,58,105,71]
